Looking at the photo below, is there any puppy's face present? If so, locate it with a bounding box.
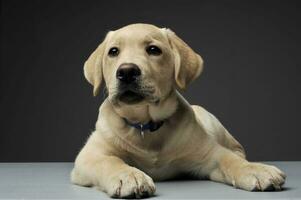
[103,25,174,105]
[84,24,203,106]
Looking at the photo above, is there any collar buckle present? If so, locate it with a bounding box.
[123,118,164,136]
[140,124,144,138]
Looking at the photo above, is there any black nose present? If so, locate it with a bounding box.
[116,63,141,84]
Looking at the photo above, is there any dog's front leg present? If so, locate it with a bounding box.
[71,134,155,198]
[205,145,286,191]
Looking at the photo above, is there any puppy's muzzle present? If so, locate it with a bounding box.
[116,63,141,84]
[116,63,145,104]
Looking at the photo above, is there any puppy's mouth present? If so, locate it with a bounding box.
[118,90,145,104]
[109,82,158,105]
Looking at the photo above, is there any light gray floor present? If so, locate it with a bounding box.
[0,162,300,200]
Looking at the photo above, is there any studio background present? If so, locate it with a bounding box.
[0,0,300,162]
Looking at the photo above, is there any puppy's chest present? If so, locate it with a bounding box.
[127,152,179,180]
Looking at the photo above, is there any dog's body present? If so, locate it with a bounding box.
[71,24,286,198]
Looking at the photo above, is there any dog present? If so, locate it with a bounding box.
[71,23,286,198]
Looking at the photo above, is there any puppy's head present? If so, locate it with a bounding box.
[84,24,203,105]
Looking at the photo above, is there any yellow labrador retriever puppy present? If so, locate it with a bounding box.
[71,23,286,198]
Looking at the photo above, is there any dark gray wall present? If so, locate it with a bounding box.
[0,0,300,162]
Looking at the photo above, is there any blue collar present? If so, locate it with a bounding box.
[123,118,164,136]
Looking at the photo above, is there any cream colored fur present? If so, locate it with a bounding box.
[71,24,286,198]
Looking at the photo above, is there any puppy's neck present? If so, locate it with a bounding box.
[111,89,179,123]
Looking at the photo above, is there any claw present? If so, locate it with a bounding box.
[232,180,236,188]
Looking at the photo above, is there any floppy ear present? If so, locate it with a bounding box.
[84,40,106,96]
[164,28,204,90]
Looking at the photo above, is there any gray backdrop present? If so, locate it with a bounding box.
[0,0,300,162]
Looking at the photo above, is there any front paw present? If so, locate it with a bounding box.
[106,167,156,198]
[232,163,286,191]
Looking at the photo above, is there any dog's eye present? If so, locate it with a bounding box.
[108,47,119,57]
[146,45,162,56]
